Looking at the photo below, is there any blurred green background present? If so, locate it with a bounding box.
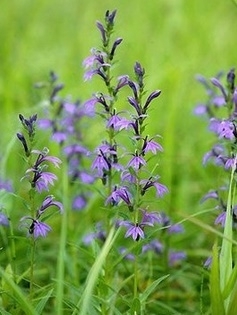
[1,0,237,246]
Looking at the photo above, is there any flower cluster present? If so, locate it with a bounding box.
[0,177,13,227]
[194,68,237,228]
[82,11,168,243]
[17,114,63,237]
[36,72,94,211]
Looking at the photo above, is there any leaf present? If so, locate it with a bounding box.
[35,288,54,314]
[210,242,225,315]
[130,297,141,314]
[227,280,237,315]
[0,266,37,315]
[140,274,169,303]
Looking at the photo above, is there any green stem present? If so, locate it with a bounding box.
[29,237,36,300]
[56,163,68,315]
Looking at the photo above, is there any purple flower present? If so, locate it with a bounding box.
[121,170,136,183]
[224,157,237,170]
[0,178,12,192]
[115,75,129,93]
[31,149,62,168]
[141,178,168,197]
[119,247,135,260]
[31,220,52,238]
[115,117,133,130]
[142,138,163,154]
[83,97,98,116]
[83,223,106,245]
[124,222,145,241]
[72,195,87,211]
[215,212,226,227]
[169,251,186,266]
[202,144,224,165]
[217,120,235,139]
[127,153,146,170]
[79,172,95,184]
[142,240,163,254]
[0,213,9,226]
[193,104,207,116]
[37,195,63,216]
[106,186,133,209]
[20,217,52,238]
[34,172,58,192]
[52,131,67,143]
[204,256,212,269]
[201,190,219,203]
[141,209,161,225]
[92,154,110,177]
[209,119,235,140]
[107,114,122,129]
[64,144,89,157]
[168,224,184,234]
[38,119,53,129]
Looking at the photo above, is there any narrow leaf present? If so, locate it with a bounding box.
[210,242,225,315]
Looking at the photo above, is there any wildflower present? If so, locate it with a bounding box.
[83,223,106,245]
[124,222,145,241]
[120,219,153,241]
[30,220,52,238]
[142,136,163,155]
[140,178,168,197]
[72,195,87,211]
[0,178,12,192]
[92,153,110,177]
[0,213,9,226]
[204,256,212,269]
[142,240,163,254]
[141,209,161,225]
[214,212,226,227]
[106,186,133,210]
[168,223,184,234]
[119,247,135,260]
[169,251,186,266]
[23,148,62,192]
[36,195,63,216]
[20,217,52,238]
[127,152,146,170]
[20,196,62,238]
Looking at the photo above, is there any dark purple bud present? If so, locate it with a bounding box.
[19,114,37,139]
[211,78,228,101]
[50,83,64,103]
[105,10,117,26]
[115,75,129,93]
[134,62,145,88]
[110,37,123,59]
[96,21,106,44]
[143,90,161,113]
[127,96,141,115]
[134,62,145,78]
[227,68,235,93]
[97,94,110,112]
[131,120,140,136]
[17,132,30,156]
[49,71,58,83]
[128,80,138,99]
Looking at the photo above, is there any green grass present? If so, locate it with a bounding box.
[1,0,237,314]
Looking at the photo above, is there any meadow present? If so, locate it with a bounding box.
[1,1,237,314]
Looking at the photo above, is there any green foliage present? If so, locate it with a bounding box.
[1,1,237,314]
